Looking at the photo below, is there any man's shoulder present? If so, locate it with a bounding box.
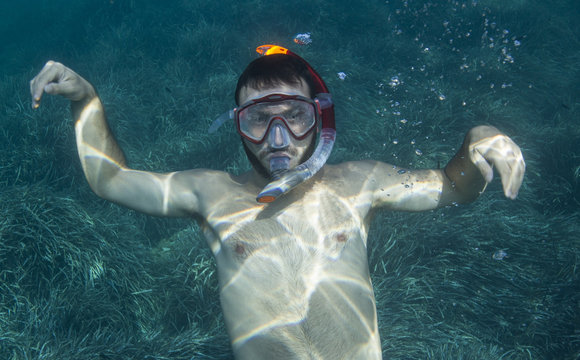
[325,160,396,175]
[171,168,263,213]
[321,160,407,196]
[174,168,230,181]
[171,168,250,193]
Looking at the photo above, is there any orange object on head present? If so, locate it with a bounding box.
[256,45,289,56]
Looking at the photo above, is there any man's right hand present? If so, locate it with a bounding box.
[30,61,96,109]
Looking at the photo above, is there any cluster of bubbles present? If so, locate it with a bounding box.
[371,0,524,163]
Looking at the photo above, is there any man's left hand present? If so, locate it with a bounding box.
[464,125,525,199]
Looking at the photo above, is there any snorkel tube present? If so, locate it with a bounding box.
[255,45,336,203]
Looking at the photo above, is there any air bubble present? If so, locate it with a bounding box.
[492,249,508,260]
[389,76,401,87]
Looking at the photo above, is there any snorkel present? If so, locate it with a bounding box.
[254,44,336,203]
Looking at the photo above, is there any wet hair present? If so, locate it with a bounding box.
[235,54,316,105]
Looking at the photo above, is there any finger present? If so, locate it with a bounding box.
[43,81,76,98]
[493,157,513,197]
[504,155,526,199]
[30,80,42,109]
[44,82,61,95]
[470,148,494,183]
[30,76,46,109]
[30,61,60,109]
[493,149,525,199]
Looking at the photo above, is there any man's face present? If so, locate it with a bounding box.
[238,81,316,177]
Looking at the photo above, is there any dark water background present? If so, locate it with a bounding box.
[0,0,578,359]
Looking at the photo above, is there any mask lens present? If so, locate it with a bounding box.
[283,101,316,137]
[237,97,316,143]
[238,103,271,141]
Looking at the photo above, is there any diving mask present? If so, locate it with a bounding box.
[210,93,332,142]
[237,94,319,144]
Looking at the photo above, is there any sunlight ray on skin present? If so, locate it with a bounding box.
[306,274,380,357]
[75,143,119,172]
[227,235,374,349]
[161,172,176,214]
[208,205,264,241]
[220,235,285,290]
[233,316,304,346]
[231,300,329,348]
[75,98,120,178]
[317,283,377,337]
[226,245,363,344]
[231,266,374,349]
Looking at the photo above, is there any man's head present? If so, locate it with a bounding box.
[235,54,318,178]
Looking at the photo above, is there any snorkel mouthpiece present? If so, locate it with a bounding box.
[257,128,336,202]
[269,156,290,178]
[255,44,336,203]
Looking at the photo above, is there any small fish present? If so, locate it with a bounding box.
[293,32,312,45]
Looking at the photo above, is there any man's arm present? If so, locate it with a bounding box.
[30,61,201,217]
[369,126,525,211]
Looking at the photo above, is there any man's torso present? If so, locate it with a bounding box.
[196,163,383,359]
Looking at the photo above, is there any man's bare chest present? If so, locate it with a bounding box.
[208,189,368,259]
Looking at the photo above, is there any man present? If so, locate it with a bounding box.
[30,45,525,359]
